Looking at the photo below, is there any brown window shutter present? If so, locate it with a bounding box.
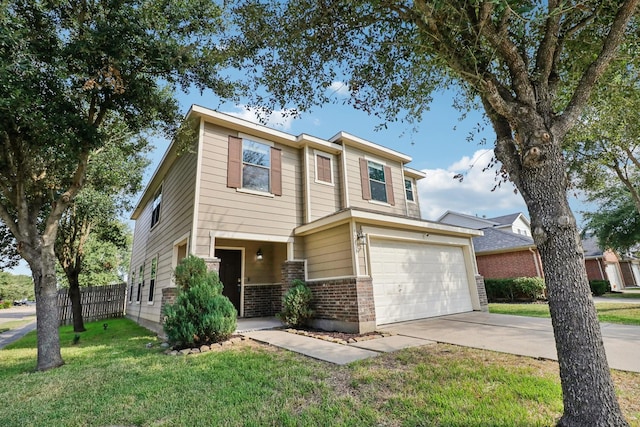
[317,155,331,183]
[359,158,371,200]
[227,136,242,188]
[271,147,282,196]
[384,165,395,206]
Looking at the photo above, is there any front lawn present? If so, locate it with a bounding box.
[600,291,640,299]
[489,302,640,326]
[1,318,639,426]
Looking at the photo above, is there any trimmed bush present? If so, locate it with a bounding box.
[278,279,314,327]
[485,277,546,302]
[163,256,236,349]
[590,280,610,296]
[174,254,222,293]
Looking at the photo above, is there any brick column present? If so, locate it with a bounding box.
[202,257,220,274]
[475,275,489,312]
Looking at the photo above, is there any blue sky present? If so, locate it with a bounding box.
[7,85,592,277]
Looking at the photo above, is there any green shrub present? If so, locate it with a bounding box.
[590,280,610,296]
[0,300,12,309]
[277,279,314,327]
[162,256,236,349]
[485,277,546,302]
[174,254,222,293]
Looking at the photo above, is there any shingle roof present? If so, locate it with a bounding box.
[581,235,604,257]
[486,213,524,226]
[473,227,535,253]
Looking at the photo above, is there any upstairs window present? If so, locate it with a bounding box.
[315,153,333,184]
[359,158,395,205]
[368,161,387,202]
[128,271,135,303]
[227,136,282,196]
[151,186,162,228]
[242,140,271,192]
[136,264,144,303]
[405,179,415,202]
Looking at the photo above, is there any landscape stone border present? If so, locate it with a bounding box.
[164,336,247,356]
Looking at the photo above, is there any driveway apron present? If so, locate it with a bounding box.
[378,311,640,373]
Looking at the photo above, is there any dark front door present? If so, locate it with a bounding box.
[215,249,242,314]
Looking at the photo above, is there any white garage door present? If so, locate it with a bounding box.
[370,239,473,325]
[605,263,623,291]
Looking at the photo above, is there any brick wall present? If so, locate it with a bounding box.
[475,275,489,311]
[160,287,179,323]
[477,250,542,279]
[305,277,375,324]
[243,285,281,317]
[585,259,606,281]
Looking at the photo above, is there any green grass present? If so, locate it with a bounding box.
[2,318,639,426]
[489,303,640,325]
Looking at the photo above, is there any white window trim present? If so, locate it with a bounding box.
[314,150,335,186]
[404,178,416,204]
[366,158,388,204]
[240,137,273,194]
[147,255,158,305]
[235,187,275,198]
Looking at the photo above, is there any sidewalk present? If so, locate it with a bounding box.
[0,319,37,349]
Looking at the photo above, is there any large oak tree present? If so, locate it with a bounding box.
[228,1,639,425]
[0,0,237,371]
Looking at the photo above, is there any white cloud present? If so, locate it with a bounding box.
[328,81,350,97]
[223,105,297,131]
[418,149,528,221]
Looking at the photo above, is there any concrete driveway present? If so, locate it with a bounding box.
[378,311,640,373]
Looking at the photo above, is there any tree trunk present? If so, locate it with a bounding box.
[29,242,64,371]
[499,133,627,426]
[67,272,86,333]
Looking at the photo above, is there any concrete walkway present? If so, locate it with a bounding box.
[244,329,434,365]
[379,312,640,373]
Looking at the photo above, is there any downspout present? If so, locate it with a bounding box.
[304,145,311,224]
[341,144,350,208]
[529,247,542,277]
[190,117,205,255]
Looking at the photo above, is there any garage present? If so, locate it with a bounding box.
[369,239,474,325]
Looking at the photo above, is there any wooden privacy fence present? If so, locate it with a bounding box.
[57,283,127,326]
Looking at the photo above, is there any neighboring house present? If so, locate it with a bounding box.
[582,236,626,291]
[438,211,542,279]
[440,211,630,290]
[128,105,486,334]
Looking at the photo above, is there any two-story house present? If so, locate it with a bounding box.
[128,105,486,334]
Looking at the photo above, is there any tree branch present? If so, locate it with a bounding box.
[553,0,639,138]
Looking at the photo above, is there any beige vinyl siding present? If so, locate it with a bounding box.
[304,223,353,280]
[308,149,342,221]
[345,146,407,216]
[128,149,198,325]
[195,123,303,254]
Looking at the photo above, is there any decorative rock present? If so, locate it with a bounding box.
[190,348,200,354]
[160,342,171,349]
[169,350,178,356]
[179,349,191,356]
[200,345,210,352]
[230,337,242,344]
[221,340,231,346]
[145,343,154,349]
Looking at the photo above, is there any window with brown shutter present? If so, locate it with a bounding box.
[271,147,282,196]
[316,154,332,183]
[227,136,242,188]
[228,135,282,196]
[360,158,395,205]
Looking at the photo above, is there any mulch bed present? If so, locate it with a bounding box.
[283,327,392,345]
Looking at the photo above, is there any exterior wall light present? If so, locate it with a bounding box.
[256,248,263,260]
